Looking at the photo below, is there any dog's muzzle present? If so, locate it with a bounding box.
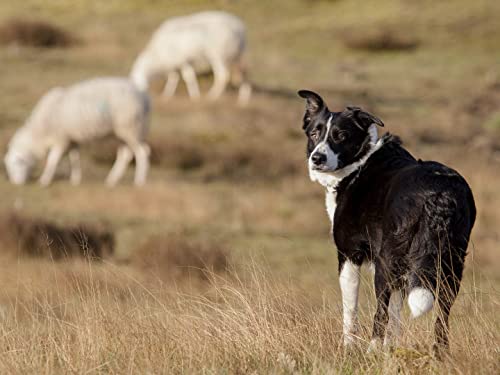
[311,152,327,167]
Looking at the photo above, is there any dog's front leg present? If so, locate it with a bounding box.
[339,260,361,346]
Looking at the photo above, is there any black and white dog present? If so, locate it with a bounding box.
[298,90,476,353]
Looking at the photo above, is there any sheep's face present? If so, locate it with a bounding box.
[4,149,34,185]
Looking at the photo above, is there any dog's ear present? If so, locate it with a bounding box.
[298,90,326,114]
[298,90,328,129]
[346,106,384,129]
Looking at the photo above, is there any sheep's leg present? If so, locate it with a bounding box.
[231,60,244,86]
[231,60,251,106]
[39,144,67,186]
[105,145,133,187]
[131,143,150,186]
[68,148,82,185]
[207,57,230,100]
[237,83,252,106]
[162,71,180,99]
[180,64,200,100]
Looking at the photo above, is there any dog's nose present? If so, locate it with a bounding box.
[311,152,327,165]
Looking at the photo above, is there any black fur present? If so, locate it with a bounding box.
[299,90,476,353]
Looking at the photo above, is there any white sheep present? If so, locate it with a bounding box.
[130,11,252,105]
[4,77,150,187]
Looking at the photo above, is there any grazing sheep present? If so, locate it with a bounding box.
[131,11,251,105]
[4,77,150,187]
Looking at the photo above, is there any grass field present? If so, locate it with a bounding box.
[0,0,499,373]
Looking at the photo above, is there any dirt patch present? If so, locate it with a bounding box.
[0,19,78,48]
[0,213,114,260]
[341,27,419,52]
[130,234,230,282]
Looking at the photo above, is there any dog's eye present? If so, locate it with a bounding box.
[333,131,348,143]
[310,130,320,141]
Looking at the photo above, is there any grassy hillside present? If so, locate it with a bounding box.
[0,0,498,373]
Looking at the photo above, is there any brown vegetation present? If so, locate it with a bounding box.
[341,27,419,52]
[0,213,114,260]
[0,18,77,48]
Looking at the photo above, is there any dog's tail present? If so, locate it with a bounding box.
[407,261,436,318]
[408,286,434,318]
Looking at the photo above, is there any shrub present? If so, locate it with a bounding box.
[0,18,77,48]
[0,212,114,260]
[341,28,419,52]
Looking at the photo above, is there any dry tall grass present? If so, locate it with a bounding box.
[0,257,497,374]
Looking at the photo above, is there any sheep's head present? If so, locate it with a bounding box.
[4,147,35,185]
[130,54,152,92]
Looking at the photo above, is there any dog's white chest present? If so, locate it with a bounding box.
[325,191,337,224]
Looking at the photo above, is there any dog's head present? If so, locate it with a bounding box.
[298,90,384,184]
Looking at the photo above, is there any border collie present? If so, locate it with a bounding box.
[298,90,476,354]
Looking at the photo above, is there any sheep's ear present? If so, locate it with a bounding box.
[346,106,384,129]
[298,90,328,129]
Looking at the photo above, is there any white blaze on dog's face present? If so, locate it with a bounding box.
[308,114,338,172]
[298,90,384,186]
